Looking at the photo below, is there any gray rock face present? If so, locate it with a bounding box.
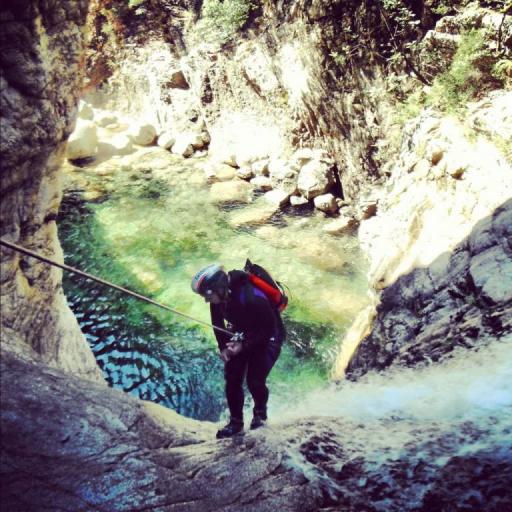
[0,0,102,381]
[0,349,317,512]
[346,199,512,379]
[3,348,511,512]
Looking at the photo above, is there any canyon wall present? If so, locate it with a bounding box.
[1,1,511,509]
[0,0,102,380]
[85,0,422,200]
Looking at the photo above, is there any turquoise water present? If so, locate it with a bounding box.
[59,149,370,421]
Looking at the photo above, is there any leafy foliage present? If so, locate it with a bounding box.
[196,0,254,43]
[426,29,491,112]
[493,58,512,84]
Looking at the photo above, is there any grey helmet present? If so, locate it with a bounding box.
[191,264,228,296]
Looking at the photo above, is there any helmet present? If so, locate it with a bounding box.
[191,264,228,296]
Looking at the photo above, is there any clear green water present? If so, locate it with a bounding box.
[59,149,370,420]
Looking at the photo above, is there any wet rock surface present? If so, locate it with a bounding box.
[2,347,511,512]
[346,199,512,379]
[0,349,317,512]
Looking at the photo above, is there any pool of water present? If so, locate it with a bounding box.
[58,148,371,421]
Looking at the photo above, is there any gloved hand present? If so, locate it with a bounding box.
[219,348,231,363]
[226,341,243,357]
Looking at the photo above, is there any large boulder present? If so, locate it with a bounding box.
[171,134,194,157]
[269,159,299,195]
[204,162,237,183]
[297,159,335,200]
[129,123,157,146]
[264,189,290,207]
[66,120,98,160]
[157,131,176,150]
[313,193,338,214]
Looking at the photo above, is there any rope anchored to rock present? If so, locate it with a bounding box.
[0,238,233,336]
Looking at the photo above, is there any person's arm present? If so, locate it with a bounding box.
[210,303,231,351]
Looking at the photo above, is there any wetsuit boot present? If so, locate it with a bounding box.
[216,417,244,438]
[250,408,267,430]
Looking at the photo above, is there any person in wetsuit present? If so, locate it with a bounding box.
[191,264,286,438]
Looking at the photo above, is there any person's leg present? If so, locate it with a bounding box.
[217,352,248,438]
[246,339,281,428]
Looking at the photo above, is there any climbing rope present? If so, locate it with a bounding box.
[0,238,233,336]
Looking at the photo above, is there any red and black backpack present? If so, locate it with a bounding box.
[244,259,288,313]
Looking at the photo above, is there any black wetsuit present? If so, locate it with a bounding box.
[210,270,286,420]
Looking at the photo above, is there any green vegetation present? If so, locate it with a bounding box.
[426,29,490,112]
[195,0,254,43]
[392,26,505,126]
[493,58,512,86]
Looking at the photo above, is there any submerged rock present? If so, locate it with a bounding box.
[323,215,358,236]
[209,180,252,204]
[228,201,278,228]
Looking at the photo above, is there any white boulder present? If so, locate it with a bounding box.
[250,176,273,191]
[171,134,194,157]
[251,159,270,176]
[297,159,335,199]
[290,195,309,207]
[129,123,157,146]
[157,131,176,150]
[269,159,299,195]
[314,193,338,214]
[263,189,290,207]
[236,167,254,180]
[66,120,98,160]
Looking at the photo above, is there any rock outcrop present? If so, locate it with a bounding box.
[346,198,512,379]
[341,91,512,379]
[0,349,317,512]
[3,347,512,511]
[0,0,102,381]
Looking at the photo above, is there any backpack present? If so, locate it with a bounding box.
[244,259,288,312]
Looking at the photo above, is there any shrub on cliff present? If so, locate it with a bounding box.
[195,0,254,44]
[427,28,504,112]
